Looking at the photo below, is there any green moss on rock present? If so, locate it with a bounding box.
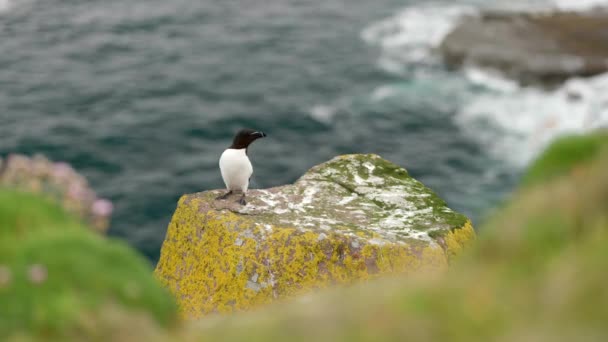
[155,154,474,318]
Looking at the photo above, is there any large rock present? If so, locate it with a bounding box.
[154,154,474,318]
[440,11,608,86]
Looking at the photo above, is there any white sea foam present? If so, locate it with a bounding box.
[362,0,608,70]
[370,85,399,102]
[361,3,477,68]
[477,0,608,12]
[456,1,608,165]
[463,67,519,93]
[309,104,337,124]
[456,72,608,166]
[362,1,608,168]
[0,0,10,12]
[552,0,608,11]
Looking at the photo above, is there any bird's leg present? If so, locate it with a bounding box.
[215,190,233,200]
[238,193,247,206]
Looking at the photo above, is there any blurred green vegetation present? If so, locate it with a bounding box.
[1,130,607,341]
[0,190,83,243]
[521,131,608,186]
[0,189,177,341]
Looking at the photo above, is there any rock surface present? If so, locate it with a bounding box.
[155,154,474,318]
[440,11,608,86]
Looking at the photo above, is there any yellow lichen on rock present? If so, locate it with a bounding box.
[444,220,476,261]
[155,200,451,318]
[155,154,475,318]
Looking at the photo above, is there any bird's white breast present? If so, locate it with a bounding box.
[219,148,253,192]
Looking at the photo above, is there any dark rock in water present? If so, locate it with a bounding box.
[439,11,608,86]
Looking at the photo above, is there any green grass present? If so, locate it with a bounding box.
[521,130,608,186]
[1,232,177,338]
[0,188,177,340]
[0,188,84,239]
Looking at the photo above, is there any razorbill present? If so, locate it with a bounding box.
[216,128,267,205]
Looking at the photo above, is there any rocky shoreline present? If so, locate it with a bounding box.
[439,9,608,86]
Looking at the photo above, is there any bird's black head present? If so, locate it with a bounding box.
[230,128,267,149]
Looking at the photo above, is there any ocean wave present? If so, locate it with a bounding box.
[463,67,519,93]
[456,72,608,166]
[370,85,399,102]
[0,0,10,13]
[478,0,608,12]
[361,3,476,68]
[361,0,608,168]
[459,0,608,166]
[310,104,339,124]
[552,0,608,11]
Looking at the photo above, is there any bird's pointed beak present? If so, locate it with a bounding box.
[253,131,267,138]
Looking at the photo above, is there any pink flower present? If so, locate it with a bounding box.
[92,199,114,217]
[32,155,51,177]
[0,266,11,287]
[6,154,29,173]
[28,264,47,284]
[67,182,87,201]
[52,162,74,180]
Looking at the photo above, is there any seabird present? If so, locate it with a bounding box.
[216,128,267,205]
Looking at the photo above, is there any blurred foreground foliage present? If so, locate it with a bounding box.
[1,130,607,341]
[0,190,177,341]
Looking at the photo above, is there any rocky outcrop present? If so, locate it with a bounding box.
[154,154,474,318]
[440,11,608,86]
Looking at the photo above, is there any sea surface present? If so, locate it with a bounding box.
[2,0,607,262]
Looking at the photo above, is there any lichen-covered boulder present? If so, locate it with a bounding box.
[154,154,474,318]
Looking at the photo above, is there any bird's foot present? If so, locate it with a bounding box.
[215,191,233,200]
[238,194,247,206]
